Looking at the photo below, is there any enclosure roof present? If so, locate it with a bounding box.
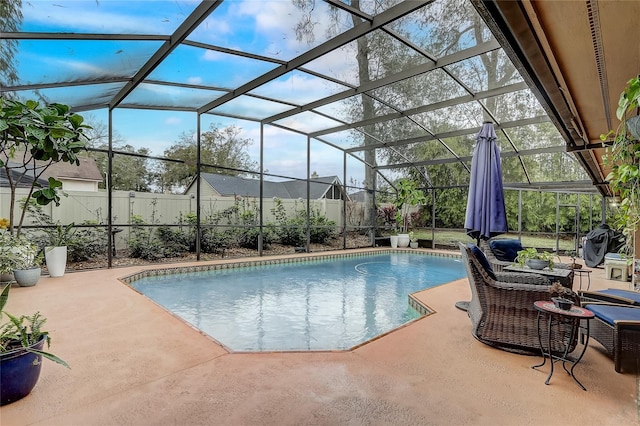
[2,0,624,194]
[476,0,640,197]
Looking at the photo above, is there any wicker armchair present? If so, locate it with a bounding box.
[579,291,640,373]
[479,239,572,273]
[460,242,579,354]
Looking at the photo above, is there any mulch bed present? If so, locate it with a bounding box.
[54,233,373,273]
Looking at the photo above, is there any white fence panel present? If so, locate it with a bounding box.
[1,189,350,229]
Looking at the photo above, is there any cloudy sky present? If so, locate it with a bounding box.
[16,0,368,184]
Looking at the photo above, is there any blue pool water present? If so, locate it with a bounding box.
[131,253,465,351]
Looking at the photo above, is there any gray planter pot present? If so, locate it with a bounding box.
[0,272,15,284]
[13,268,41,287]
[526,259,550,270]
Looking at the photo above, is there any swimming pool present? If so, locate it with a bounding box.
[129,252,465,351]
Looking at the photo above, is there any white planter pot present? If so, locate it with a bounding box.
[13,268,41,287]
[390,235,399,249]
[410,241,419,249]
[397,234,410,248]
[45,246,67,277]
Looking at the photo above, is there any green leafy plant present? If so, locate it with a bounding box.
[0,99,91,237]
[270,198,335,247]
[393,179,427,233]
[128,215,164,261]
[0,284,69,368]
[0,230,42,271]
[601,75,640,253]
[42,223,76,248]
[515,247,555,270]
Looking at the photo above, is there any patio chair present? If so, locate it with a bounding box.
[459,242,579,354]
[479,238,572,273]
[580,289,640,306]
[578,300,640,373]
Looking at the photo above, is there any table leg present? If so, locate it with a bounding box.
[544,313,555,385]
[532,311,547,369]
[568,320,590,391]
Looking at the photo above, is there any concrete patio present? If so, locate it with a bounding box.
[1,249,638,425]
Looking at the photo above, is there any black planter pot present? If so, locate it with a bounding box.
[552,297,573,310]
[0,335,46,405]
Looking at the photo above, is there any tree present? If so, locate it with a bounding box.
[0,99,90,236]
[0,0,22,88]
[161,124,257,192]
[85,118,158,192]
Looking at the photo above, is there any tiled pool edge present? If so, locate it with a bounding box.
[120,248,460,285]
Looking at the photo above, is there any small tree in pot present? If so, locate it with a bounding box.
[392,179,426,247]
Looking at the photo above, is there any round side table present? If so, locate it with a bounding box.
[532,300,594,390]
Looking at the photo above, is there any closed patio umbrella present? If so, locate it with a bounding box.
[464,121,508,243]
[457,122,508,312]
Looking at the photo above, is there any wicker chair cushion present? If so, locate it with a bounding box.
[468,243,496,280]
[489,239,523,262]
[595,289,640,305]
[585,304,640,326]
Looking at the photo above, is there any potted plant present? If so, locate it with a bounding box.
[0,228,15,284]
[10,238,43,287]
[566,250,582,269]
[549,282,575,310]
[409,231,419,249]
[42,223,75,278]
[0,284,69,405]
[601,76,640,289]
[515,247,556,270]
[393,179,426,248]
[0,99,90,238]
[390,228,399,249]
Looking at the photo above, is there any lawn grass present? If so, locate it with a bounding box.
[412,229,577,252]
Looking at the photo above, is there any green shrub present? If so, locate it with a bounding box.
[156,226,191,257]
[67,222,108,262]
[128,215,164,260]
[271,198,335,246]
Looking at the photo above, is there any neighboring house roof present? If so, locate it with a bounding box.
[0,157,102,188]
[0,167,48,189]
[192,173,343,199]
[42,157,103,182]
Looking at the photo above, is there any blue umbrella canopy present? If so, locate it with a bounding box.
[464,122,508,241]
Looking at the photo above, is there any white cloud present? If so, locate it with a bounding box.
[187,76,203,85]
[165,117,183,126]
[202,50,227,62]
[23,1,196,34]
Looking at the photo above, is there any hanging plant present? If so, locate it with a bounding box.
[601,75,640,253]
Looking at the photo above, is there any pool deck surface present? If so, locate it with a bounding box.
[1,248,638,425]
